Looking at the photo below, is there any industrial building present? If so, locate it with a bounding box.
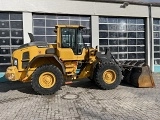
[0,0,160,81]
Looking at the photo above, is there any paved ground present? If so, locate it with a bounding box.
[0,74,160,120]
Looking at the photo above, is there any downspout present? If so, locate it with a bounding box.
[149,4,153,72]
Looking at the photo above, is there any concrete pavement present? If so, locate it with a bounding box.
[0,73,160,120]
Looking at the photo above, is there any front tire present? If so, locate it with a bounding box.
[94,62,122,90]
[31,64,63,95]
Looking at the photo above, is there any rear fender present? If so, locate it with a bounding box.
[28,54,65,74]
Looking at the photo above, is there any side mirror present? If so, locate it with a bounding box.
[54,29,57,33]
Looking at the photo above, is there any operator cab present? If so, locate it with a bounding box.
[55,25,88,60]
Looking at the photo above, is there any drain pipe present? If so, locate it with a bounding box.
[149,4,153,72]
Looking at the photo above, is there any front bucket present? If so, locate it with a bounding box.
[123,65,155,88]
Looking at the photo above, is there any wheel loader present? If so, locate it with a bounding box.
[5,25,155,95]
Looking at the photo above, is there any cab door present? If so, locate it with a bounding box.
[57,27,85,61]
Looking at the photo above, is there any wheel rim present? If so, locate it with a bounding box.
[103,69,116,84]
[39,72,56,88]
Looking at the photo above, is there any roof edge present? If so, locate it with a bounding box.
[73,0,160,7]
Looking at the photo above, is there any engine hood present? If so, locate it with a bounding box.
[19,41,48,49]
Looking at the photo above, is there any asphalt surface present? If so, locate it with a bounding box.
[0,73,160,120]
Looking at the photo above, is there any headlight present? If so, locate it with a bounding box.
[12,58,18,66]
[13,59,18,66]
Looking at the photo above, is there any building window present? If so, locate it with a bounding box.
[0,12,23,72]
[99,17,145,62]
[33,14,91,46]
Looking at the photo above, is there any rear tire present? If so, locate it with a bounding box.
[94,62,122,90]
[31,64,63,95]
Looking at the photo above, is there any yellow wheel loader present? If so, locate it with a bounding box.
[5,25,155,95]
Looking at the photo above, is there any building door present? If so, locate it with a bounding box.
[99,17,146,62]
[153,19,160,72]
[0,12,23,79]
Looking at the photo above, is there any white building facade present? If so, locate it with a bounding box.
[0,0,160,80]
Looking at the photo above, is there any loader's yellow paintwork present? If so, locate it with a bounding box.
[5,25,97,82]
